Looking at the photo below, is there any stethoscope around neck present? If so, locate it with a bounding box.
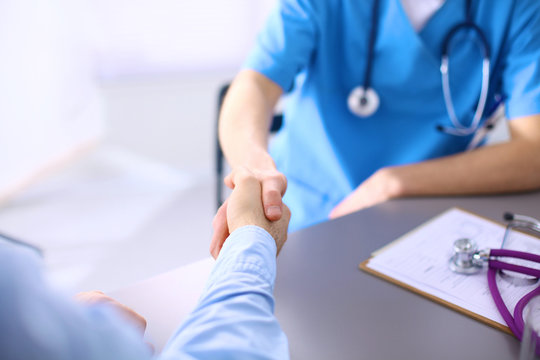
[348,0,492,139]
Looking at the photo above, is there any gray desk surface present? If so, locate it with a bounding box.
[274,191,540,360]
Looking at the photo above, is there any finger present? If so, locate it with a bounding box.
[330,190,368,219]
[74,290,106,304]
[145,342,155,355]
[275,204,291,256]
[328,197,351,219]
[224,172,234,189]
[76,292,147,336]
[120,304,147,334]
[281,203,292,223]
[210,200,229,259]
[225,166,255,189]
[262,175,287,221]
[228,174,263,216]
[144,341,156,355]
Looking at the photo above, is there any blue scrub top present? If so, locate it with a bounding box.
[245,0,540,231]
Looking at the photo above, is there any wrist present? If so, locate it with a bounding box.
[224,225,277,261]
[243,147,276,171]
[229,216,271,235]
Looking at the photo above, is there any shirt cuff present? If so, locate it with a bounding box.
[206,226,277,290]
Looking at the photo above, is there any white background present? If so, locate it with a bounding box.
[0,0,277,292]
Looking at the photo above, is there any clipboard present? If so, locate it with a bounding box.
[357,207,533,336]
[359,258,512,335]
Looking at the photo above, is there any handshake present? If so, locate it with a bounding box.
[210,167,291,259]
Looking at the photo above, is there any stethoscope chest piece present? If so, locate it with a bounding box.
[347,86,380,117]
[449,238,484,274]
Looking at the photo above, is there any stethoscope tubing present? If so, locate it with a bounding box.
[450,214,540,344]
[439,0,493,137]
[490,248,540,263]
[440,19,491,137]
[514,285,540,339]
[441,57,490,135]
[489,249,540,278]
[488,268,540,341]
[487,249,540,340]
[490,260,540,279]
[351,0,495,142]
[363,0,380,91]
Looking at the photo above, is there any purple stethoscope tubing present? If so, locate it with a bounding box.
[487,248,540,340]
[491,249,540,279]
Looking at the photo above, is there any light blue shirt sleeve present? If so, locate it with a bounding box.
[160,225,289,360]
[503,0,540,119]
[0,243,152,360]
[0,226,288,360]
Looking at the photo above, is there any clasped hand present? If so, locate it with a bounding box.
[219,165,403,226]
[210,167,290,259]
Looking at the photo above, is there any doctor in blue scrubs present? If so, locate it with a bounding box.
[219,0,540,231]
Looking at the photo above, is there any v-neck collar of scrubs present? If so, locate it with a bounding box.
[390,0,465,68]
[399,0,447,32]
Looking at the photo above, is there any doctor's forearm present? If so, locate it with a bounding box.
[330,115,540,219]
[219,70,283,170]
[388,138,540,198]
[389,114,540,197]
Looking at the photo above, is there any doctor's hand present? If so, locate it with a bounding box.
[210,167,291,259]
[329,168,402,219]
[224,167,287,222]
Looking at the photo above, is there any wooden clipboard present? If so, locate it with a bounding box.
[359,207,513,335]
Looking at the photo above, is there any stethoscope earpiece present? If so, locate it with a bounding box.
[347,86,380,117]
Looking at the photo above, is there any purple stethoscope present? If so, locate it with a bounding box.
[449,213,540,344]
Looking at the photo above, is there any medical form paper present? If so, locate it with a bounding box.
[362,208,540,331]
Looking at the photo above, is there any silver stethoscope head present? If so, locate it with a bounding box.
[347,86,380,117]
[348,0,381,118]
[449,238,489,274]
[449,213,540,282]
[348,12,493,145]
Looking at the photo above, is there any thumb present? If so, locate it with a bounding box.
[261,175,287,221]
[224,172,234,189]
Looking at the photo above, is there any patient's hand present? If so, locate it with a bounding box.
[210,167,291,259]
[75,291,147,336]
